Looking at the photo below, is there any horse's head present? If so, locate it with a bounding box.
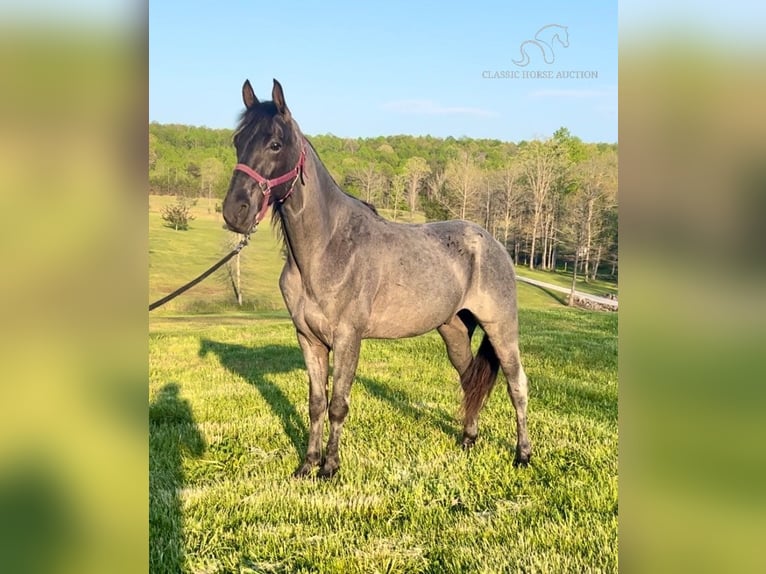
[555,25,569,48]
[222,79,304,234]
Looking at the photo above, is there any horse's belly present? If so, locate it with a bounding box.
[364,284,460,339]
[364,315,444,339]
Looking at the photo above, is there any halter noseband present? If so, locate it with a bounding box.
[234,141,306,224]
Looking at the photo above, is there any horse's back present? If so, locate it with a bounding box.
[360,217,518,338]
[421,219,517,280]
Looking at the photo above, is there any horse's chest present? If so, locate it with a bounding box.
[282,262,368,345]
[299,294,336,344]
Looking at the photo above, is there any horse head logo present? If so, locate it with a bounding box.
[513,24,569,67]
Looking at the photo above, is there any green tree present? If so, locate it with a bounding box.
[201,157,224,212]
[149,133,158,170]
[146,123,618,277]
[161,196,195,231]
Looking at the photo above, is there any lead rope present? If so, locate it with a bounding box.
[150,146,306,312]
[148,232,251,311]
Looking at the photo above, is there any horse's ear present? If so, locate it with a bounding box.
[272,78,291,118]
[242,79,258,109]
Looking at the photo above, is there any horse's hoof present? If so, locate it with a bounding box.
[317,465,338,480]
[513,448,532,467]
[293,462,317,478]
[461,434,477,450]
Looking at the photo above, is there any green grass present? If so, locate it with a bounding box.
[514,266,618,298]
[149,195,288,315]
[149,195,618,573]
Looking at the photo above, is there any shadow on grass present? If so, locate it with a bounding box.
[526,283,569,306]
[150,383,205,574]
[198,340,463,458]
[356,375,460,444]
[198,340,307,459]
[532,374,617,424]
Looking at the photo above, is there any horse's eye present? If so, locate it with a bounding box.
[269,141,282,151]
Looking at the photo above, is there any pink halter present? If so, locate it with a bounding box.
[234,142,306,223]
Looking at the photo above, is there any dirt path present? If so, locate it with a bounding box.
[516,276,618,310]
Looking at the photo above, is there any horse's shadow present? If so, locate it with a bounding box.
[356,375,459,443]
[198,340,461,460]
[198,340,307,458]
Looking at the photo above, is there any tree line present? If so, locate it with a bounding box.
[150,123,617,280]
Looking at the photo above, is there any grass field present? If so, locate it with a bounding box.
[149,196,618,573]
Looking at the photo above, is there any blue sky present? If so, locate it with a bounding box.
[150,1,617,143]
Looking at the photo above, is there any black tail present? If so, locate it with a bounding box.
[460,333,500,422]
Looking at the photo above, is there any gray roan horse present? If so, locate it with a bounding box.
[222,79,531,479]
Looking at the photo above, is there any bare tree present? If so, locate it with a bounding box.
[350,162,386,205]
[480,171,505,238]
[389,174,407,221]
[519,140,565,269]
[425,168,448,203]
[562,186,589,306]
[343,138,359,154]
[402,156,431,214]
[541,209,554,270]
[444,150,482,220]
[498,162,521,246]
[573,150,617,281]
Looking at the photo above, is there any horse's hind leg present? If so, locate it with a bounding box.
[438,311,484,448]
[504,347,531,465]
[479,324,532,466]
[437,311,476,375]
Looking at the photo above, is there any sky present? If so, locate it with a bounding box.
[149,1,617,143]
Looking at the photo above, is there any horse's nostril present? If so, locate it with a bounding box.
[237,203,248,216]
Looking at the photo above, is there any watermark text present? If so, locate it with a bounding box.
[482,70,598,80]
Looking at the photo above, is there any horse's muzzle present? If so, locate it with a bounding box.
[222,198,254,234]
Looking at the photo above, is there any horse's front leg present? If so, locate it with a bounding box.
[293,333,330,478]
[318,330,362,479]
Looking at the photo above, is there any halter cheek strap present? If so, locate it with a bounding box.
[234,142,306,223]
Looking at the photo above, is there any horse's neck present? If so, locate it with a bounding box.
[278,144,346,270]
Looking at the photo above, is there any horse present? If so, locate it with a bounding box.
[512,24,569,67]
[222,79,531,479]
